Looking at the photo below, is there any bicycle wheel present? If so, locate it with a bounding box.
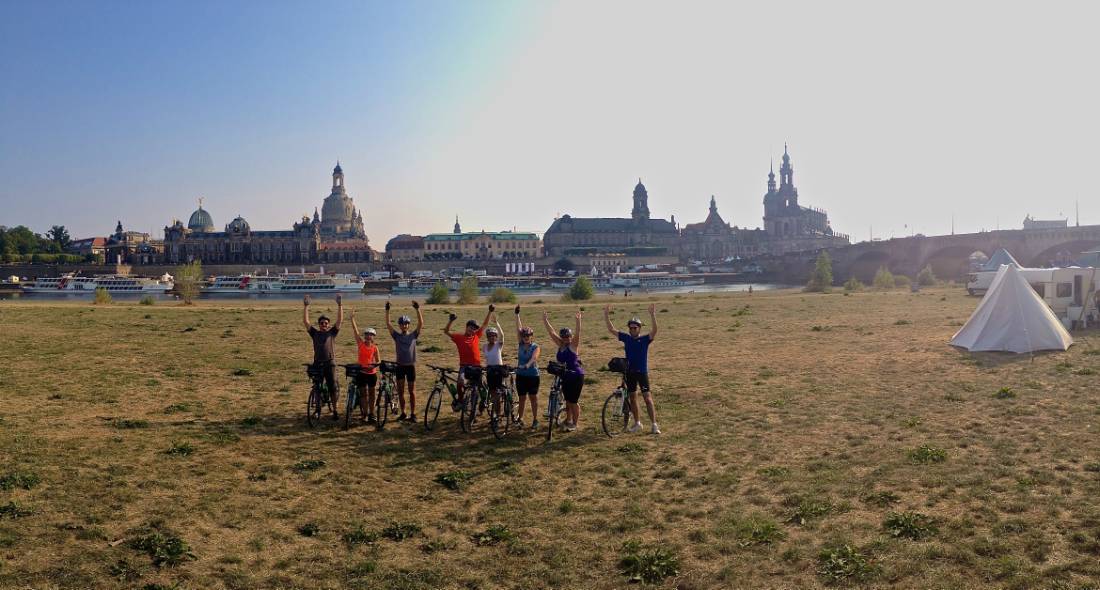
[489,389,507,440]
[461,388,478,433]
[601,390,626,438]
[546,391,558,441]
[375,382,389,431]
[344,383,358,430]
[424,384,443,431]
[307,385,322,428]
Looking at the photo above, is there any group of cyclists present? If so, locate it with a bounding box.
[302,294,660,435]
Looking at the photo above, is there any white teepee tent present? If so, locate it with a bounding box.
[951,265,1073,353]
[980,248,1021,271]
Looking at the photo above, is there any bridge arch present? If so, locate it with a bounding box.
[847,250,894,283]
[1026,239,1100,267]
[919,245,991,281]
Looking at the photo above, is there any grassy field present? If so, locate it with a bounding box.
[3,287,1100,589]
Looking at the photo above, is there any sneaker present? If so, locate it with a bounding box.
[530,419,540,431]
[650,422,661,435]
[451,399,461,412]
[627,421,642,433]
[564,422,577,432]
[398,413,408,422]
[366,416,377,425]
[331,412,340,421]
[408,414,417,423]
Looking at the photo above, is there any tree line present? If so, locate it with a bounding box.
[0,225,98,263]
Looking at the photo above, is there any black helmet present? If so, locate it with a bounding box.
[398,315,412,325]
[559,327,573,337]
[627,317,643,327]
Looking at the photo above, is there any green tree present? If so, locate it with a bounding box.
[3,226,40,255]
[175,261,204,305]
[457,276,479,304]
[805,251,834,292]
[94,288,113,305]
[568,275,594,301]
[47,225,71,251]
[488,287,516,304]
[426,281,450,304]
[873,266,896,290]
[916,265,937,286]
[843,276,864,292]
[894,274,912,289]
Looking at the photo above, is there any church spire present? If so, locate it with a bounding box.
[780,144,793,188]
[709,195,718,214]
[631,179,650,222]
[453,216,461,234]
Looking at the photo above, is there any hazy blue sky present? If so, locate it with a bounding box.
[2,1,1098,243]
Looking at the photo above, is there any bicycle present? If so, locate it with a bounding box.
[487,365,518,440]
[341,363,365,430]
[600,357,635,438]
[460,366,489,434]
[304,362,336,428]
[373,361,399,431]
[424,364,460,431]
[544,361,567,441]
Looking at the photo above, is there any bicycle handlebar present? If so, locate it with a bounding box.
[426,364,459,373]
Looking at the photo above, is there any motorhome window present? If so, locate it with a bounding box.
[1057,283,1073,298]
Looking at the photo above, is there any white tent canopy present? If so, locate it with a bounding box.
[951,264,1073,353]
[980,248,1021,271]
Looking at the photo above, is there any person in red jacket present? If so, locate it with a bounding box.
[444,305,495,411]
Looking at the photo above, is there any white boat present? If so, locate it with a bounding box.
[608,272,704,289]
[204,273,364,294]
[22,274,171,293]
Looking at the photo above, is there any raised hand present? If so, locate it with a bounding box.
[335,294,343,305]
[303,294,311,307]
[385,301,391,311]
[350,308,356,318]
[648,303,656,315]
[514,305,521,315]
[412,301,420,309]
[449,313,458,322]
[488,304,496,312]
[603,304,611,314]
[575,312,583,321]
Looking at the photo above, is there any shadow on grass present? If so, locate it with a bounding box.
[949,346,1066,368]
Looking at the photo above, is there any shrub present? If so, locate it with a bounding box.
[434,470,470,491]
[805,251,834,292]
[94,287,113,305]
[917,264,937,286]
[165,442,195,457]
[843,277,863,292]
[426,282,449,305]
[297,522,319,537]
[457,277,479,304]
[619,540,680,584]
[0,471,40,491]
[488,287,516,304]
[139,295,155,306]
[174,261,203,305]
[569,275,594,301]
[0,501,34,519]
[994,386,1016,399]
[292,459,326,472]
[872,266,895,290]
[342,525,377,547]
[893,274,912,288]
[381,522,422,541]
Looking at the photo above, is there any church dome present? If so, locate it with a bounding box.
[188,206,214,232]
[226,216,250,234]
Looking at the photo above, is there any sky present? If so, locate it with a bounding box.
[2,0,1098,243]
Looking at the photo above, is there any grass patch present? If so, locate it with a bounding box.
[883,511,937,540]
[993,386,1016,399]
[860,491,900,507]
[619,539,680,584]
[230,367,254,376]
[342,525,378,547]
[292,459,326,472]
[164,442,195,457]
[0,471,40,491]
[297,522,319,537]
[381,522,422,541]
[471,524,514,546]
[434,470,471,491]
[817,544,876,585]
[113,418,150,429]
[0,502,34,519]
[128,528,196,567]
[908,444,947,464]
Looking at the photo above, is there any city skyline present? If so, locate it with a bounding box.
[2,1,1098,241]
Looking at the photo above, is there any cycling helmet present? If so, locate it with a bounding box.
[397,315,412,325]
[519,326,534,336]
[364,328,377,336]
[559,327,573,338]
[466,320,480,329]
[485,327,499,337]
[627,317,644,327]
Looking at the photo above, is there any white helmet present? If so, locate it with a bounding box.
[364,328,377,336]
[485,327,499,336]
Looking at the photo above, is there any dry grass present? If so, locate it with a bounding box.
[2,287,1100,589]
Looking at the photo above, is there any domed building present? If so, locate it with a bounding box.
[188,201,215,232]
[161,164,373,265]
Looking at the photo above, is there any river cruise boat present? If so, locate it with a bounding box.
[22,274,172,293]
[608,272,704,289]
[204,273,364,294]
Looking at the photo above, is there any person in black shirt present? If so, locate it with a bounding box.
[304,294,343,420]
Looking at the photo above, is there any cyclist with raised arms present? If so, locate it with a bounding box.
[483,316,506,400]
[513,305,541,430]
[349,309,380,424]
[303,294,343,421]
[444,305,496,411]
[603,303,660,434]
[386,300,424,422]
[543,309,584,432]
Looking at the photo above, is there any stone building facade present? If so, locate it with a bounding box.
[161,164,374,264]
[758,146,848,254]
[105,221,162,265]
[542,180,680,258]
[384,234,426,261]
[423,219,541,260]
[680,197,766,261]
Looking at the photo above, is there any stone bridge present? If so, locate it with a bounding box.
[763,224,1100,285]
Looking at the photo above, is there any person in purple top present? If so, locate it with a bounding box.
[604,303,659,434]
[543,310,584,432]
